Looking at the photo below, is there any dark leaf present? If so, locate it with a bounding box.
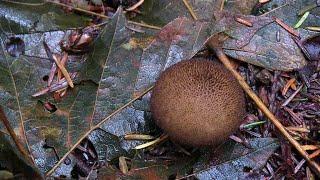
[255,0,320,30]
[0,5,213,174]
[0,1,88,34]
[132,0,216,26]
[0,133,42,179]
[302,35,320,61]
[193,138,279,179]
[134,17,212,94]
[100,106,157,151]
[210,11,307,71]
[89,129,127,162]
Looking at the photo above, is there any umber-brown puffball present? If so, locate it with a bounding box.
[150,58,246,146]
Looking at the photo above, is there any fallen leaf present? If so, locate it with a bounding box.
[193,138,279,179]
[134,17,211,94]
[210,11,307,71]
[0,1,88,33]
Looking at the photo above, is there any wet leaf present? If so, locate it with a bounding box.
[223,0,258,15]
[0,8,133,173]
[88,129,127,162]
[133,0,258,27]
[254,0,320,30]
[100,106,157,151]
[0,6,213,174]
[33,8,143,171]
[210,11,307,71]
[132,0,217,26]
[0,1,298,177]
[134,17,212,94]
[193,138,279,179]
[0,0,89,34]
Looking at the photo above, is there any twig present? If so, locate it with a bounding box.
[259,0,270,3]
[274,17,300,37]
[305,26,320,32]
[182,0,198,20]
[124,134,155,140]
[134,134,169,150]
[281,85,303,107]
[52,54,74,88]
[235,17,253,27]
[57,52,68,80]
[302,145,320,151]
[286,126,310,133]
[48,62,56,86]
[220,0,225,11]
[295,159,306,174]
[46,85,154,176]
[126,0,144,11]
[43,42,74,88]
[128,21,161,30]
[119,156,128,174]
[45,0,161,30]
[0,106,33,164]
[212,47,320,176]
[310,149,320,159]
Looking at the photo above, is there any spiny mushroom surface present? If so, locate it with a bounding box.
[150,58,246,146]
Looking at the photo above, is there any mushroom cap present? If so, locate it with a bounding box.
[150,58,246,146]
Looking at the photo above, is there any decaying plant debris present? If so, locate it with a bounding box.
[0,0,319,179]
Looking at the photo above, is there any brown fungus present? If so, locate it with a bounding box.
[150,58,246,146]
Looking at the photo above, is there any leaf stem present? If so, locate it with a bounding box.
[0,106,33,164]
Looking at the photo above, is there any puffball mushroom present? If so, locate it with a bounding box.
[150,58,246,146]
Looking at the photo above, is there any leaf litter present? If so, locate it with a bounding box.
[0,0,320,179]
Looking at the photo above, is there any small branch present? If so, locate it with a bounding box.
[134,134,169,150]
[220,0,225,11]
[124,134,155,140]
[0,106,33,164]
[274,17,300,37]
[212,47,320,176]
[182,0,198,20]
[52,54,74,88]
[281,85,303,107]
[43,42,74,88]
[126,0,144,11]
[45,0,161,30]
